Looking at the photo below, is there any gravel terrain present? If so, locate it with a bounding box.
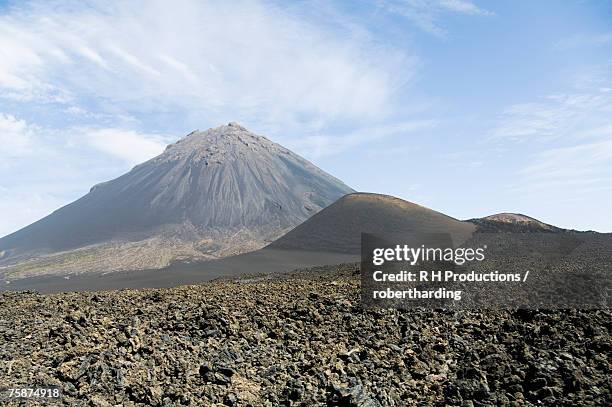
[0,264,610,406]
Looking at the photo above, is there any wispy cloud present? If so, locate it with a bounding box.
[438,0,492,15]
[284,120,435,158]
[379,0,493,37]
[516,140,612,196]
[0,111,168,166]
[0,113,35,158]
[84,128,168,166]
[0,0,414,127]
[490,88,612,142]
[522,140,612,179]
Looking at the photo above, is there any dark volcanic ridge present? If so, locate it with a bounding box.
[0,123,353,278]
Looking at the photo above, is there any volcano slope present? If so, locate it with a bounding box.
[0,123,353,278]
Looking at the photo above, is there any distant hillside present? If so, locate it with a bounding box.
[468,213,563,233]
[268,193,476,254]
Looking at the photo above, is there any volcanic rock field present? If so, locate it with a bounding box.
[1,264,609,406]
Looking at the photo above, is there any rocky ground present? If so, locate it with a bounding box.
[0,264,610,406]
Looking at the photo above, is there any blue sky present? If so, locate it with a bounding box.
[0,0,611,235]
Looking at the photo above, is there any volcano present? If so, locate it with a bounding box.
[0,122,353,277]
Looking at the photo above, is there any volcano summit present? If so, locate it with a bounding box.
[0,123,353,278]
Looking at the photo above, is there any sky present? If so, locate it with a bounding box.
[0,0,611,235]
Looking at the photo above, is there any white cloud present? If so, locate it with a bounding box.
[84,128,168,166]
[437,0,492,15]
[490,88,612,142]
[521,140,612,181]
[379,0,493,37]
[0,113,34,157]
[0,111,165,166]
[284,120,435,158]
[0,0,415,127]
